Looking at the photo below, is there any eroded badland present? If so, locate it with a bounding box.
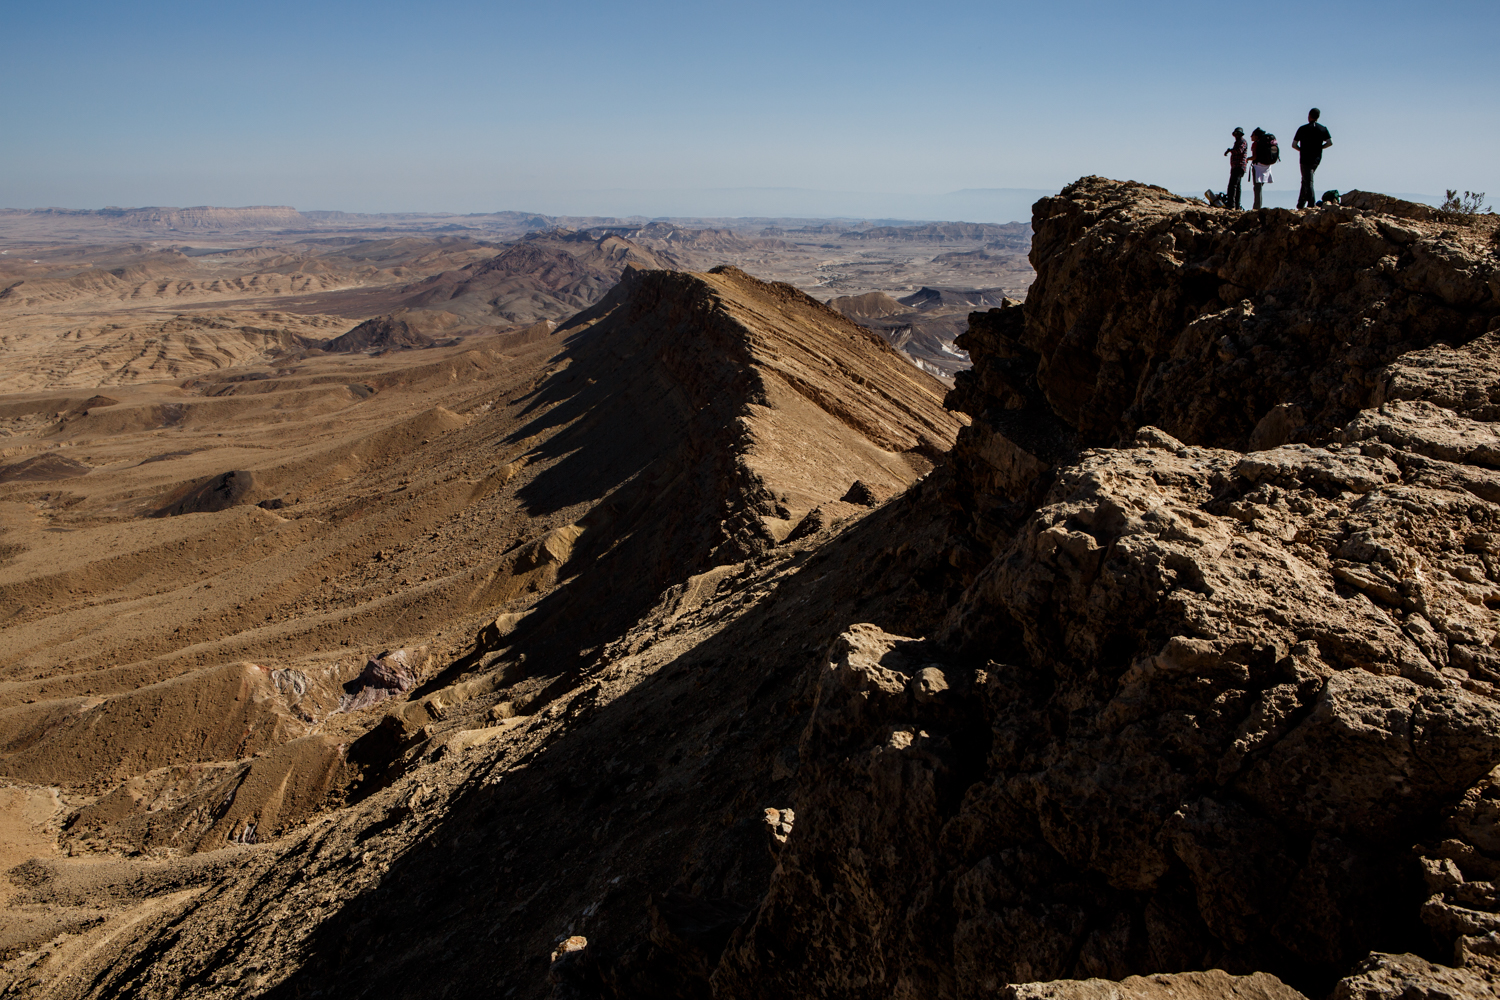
[1,185,1499,1000]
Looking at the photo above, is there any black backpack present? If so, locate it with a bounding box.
[1257,135,1280,165]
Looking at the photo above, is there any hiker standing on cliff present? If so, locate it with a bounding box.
[1293,108,1332,209]
[1249,128,1277,209]
[1224,128,1248,209]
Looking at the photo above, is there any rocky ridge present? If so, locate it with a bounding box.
[716,179,1500,996]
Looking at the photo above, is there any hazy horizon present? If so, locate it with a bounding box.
[3,0,1495,220]
[2,184,1456,228]
[2,187,1057,225]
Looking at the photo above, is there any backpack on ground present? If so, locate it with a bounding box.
[1256,135,1280,165]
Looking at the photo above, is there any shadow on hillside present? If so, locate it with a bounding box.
[462,309,761,669]
[255,497,934,1000]
[506,326,704,522]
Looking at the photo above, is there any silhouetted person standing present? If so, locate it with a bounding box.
[1249,128,1277,209]
[1293,108,1332,209]
[1224,127,1247,209]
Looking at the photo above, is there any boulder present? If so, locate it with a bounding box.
[338,650,423,713]
[1003,970,1307,1000]
[1331,952,1500,1000]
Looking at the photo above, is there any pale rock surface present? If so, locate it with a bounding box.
[1003,969,1307,1000]
[718,180,1500,997]
[1332,951,1500,1000]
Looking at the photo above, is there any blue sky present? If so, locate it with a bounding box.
[2,0,1495,220]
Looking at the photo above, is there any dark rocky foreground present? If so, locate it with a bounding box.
[712,180,1500,997]
[22,179,1500,999]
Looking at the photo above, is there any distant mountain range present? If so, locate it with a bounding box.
[0,188,1055,235]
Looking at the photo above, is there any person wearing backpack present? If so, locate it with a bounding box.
[1223,127,1248,209]
[1250,128,1278,209]
[1292,108,1333,209]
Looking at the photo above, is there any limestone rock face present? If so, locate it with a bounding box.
[717,181,1500,997]
[1014,177,1498,450]
[1331,951,1500,999]
[1003,969,1308,1000]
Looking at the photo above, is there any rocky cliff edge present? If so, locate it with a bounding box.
[717,179,1500,997]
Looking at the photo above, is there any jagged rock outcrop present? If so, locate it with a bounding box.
[733,431,1500,989]
[1002,969,1307,1000]
[1015,177,1498,449]
[1332,952,1500,999]
[717,180,1500,997]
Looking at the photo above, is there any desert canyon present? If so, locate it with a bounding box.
[1,180,1499,1000]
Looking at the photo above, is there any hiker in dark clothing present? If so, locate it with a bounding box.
[1249,127,1277,209]
[1224,127,1248,209]
[1293,107,1332,209]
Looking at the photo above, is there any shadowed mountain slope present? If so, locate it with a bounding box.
[467,263,960,662]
